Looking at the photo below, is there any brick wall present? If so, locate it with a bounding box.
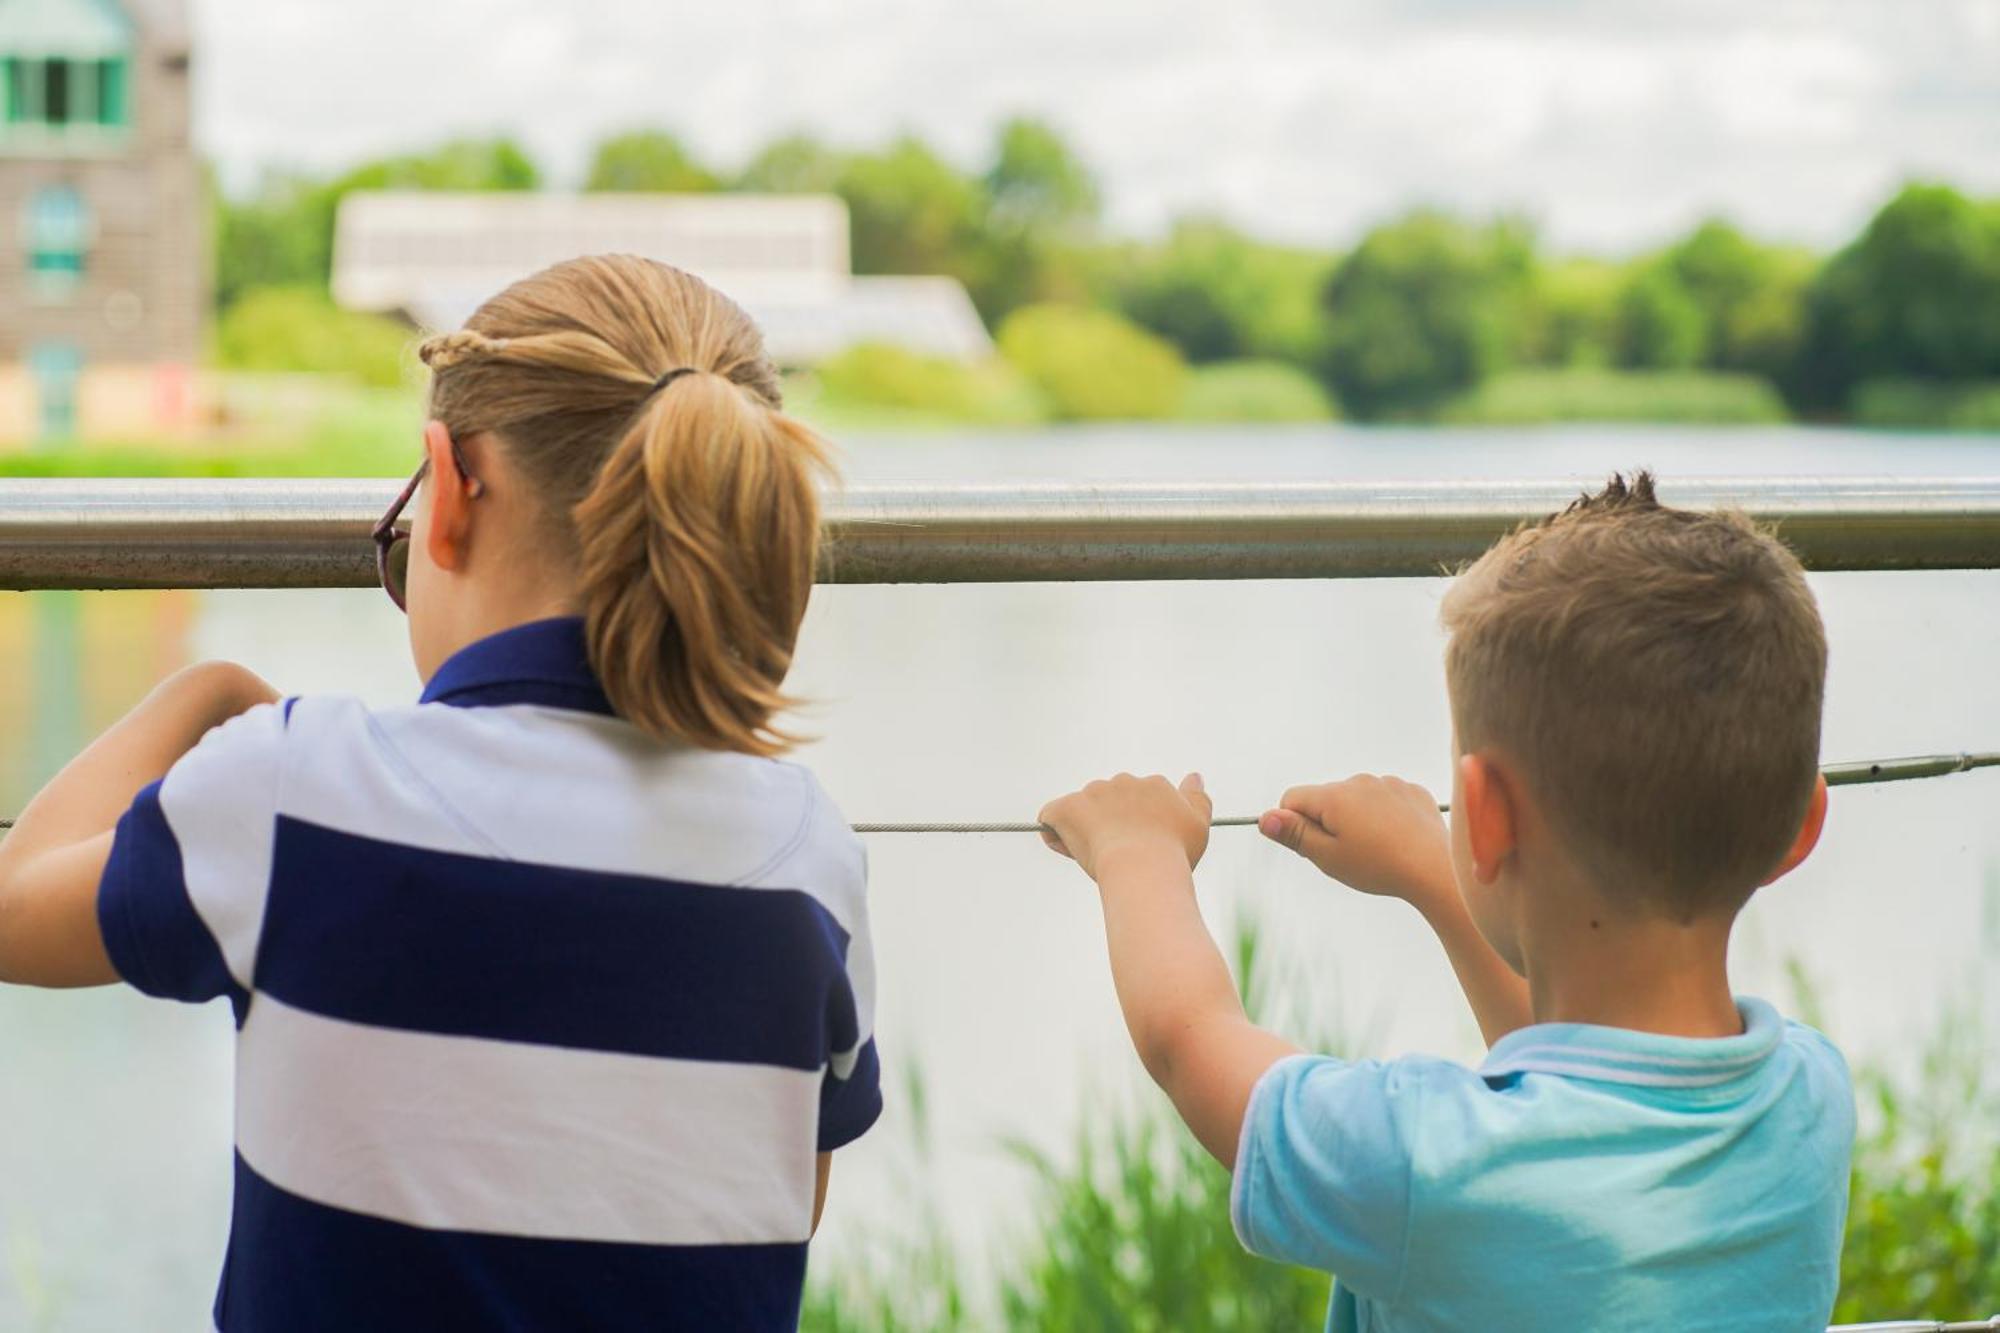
[0,5,207,370]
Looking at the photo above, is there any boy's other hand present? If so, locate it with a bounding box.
[1259,775,1456,912]
[1038,773,1211,881]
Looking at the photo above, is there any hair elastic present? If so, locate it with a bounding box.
[650,367,699,395]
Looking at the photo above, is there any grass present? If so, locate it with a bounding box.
[0,379,423,478]
[1849,378,2000,431]
[1832,1009,2000,1320]
[1440,367,1791,425]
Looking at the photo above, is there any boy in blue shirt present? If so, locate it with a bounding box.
[1039,473,1854,1331]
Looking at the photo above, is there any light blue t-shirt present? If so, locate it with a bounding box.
[1231,998,1853,1332]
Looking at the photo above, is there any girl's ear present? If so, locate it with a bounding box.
[1761,774,1829,885]
[422,420,476,574]
[1458,751,1518,885]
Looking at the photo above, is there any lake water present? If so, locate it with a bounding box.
[2,424,1997,1328]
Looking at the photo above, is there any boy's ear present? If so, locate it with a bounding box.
[1761,774,1829,885]
[422,420,476,574]
[1457,752,1518,885]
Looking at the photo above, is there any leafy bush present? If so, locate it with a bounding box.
[997,304,1188,420]
[1177,360,1336,423]
[1849,378,2000,430]
[1833,1013,2000,1322]
[1442,368,1789,424]
[212,288,417,389]
[809,343,1048,425]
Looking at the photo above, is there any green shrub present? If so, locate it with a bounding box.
[997,304,1188,420]
[1849,378,2000,430]
[1177,360,1337,422]
[212,287,417,389]
[1441,368,1789,425]
[996,1115,1329,1331]
[1833,1013,2000,1321]
[809,343,1048,426]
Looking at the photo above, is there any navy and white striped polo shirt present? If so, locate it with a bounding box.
[96,617,880,1332]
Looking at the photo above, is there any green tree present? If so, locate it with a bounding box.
[1613,265,1707,370]
[1793,182,2000,411]
[1657,220,1812,378]
[336,137,541,193]
[737,134,847,194]
[1318,211,1531,418]
[836,137,985,278]
[968,119,1104,320]
[214,174,339,308]
[584,130,719,192]
[983,117,1099,234]
[212,138,542,311]
[1113,221,1333,366]
[1518,257,1621,367]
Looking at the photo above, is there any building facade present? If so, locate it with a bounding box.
[0,0,204,443]
[334,191,993,367]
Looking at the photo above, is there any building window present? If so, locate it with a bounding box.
[29,343,84,442]
[27,185,90,297]
[0,55,131,131]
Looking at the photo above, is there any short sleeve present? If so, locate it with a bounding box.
[96,702,288,1010]
[815,834,881,1151]
[1230,1053,1418,1300]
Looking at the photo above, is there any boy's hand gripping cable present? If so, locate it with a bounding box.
[0,751,1990,837]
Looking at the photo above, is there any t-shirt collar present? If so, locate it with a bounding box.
[419,616,616,717]
[1479,997,1784,1089]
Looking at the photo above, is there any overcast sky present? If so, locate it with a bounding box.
[193,0,2000,255]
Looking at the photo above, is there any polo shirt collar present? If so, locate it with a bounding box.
[1479,996,1784,1090]
[419,616,616,717]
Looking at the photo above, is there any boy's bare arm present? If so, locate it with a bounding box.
[1040,775,1300,1168]
[1260,776,1532,1046]
[0,661,277,987]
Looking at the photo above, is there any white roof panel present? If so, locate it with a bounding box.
[339,191,991,365]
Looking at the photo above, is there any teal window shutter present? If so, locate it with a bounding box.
[96,55,124,125]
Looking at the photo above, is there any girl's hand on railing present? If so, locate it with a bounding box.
[177,660,282,731]
[0,660,279,988]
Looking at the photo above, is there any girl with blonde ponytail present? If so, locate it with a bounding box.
[0,255,879,1331]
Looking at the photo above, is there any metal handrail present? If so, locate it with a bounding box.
[0,474,1995,588]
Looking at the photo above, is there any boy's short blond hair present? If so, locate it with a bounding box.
[1440,473,1826,921]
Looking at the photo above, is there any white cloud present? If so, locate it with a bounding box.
[193,0,2000,253]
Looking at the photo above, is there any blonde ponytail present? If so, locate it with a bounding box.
[419,255,834,755]
[573,372,829,754]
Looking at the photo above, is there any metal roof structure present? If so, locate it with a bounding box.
[332,191,993,365]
